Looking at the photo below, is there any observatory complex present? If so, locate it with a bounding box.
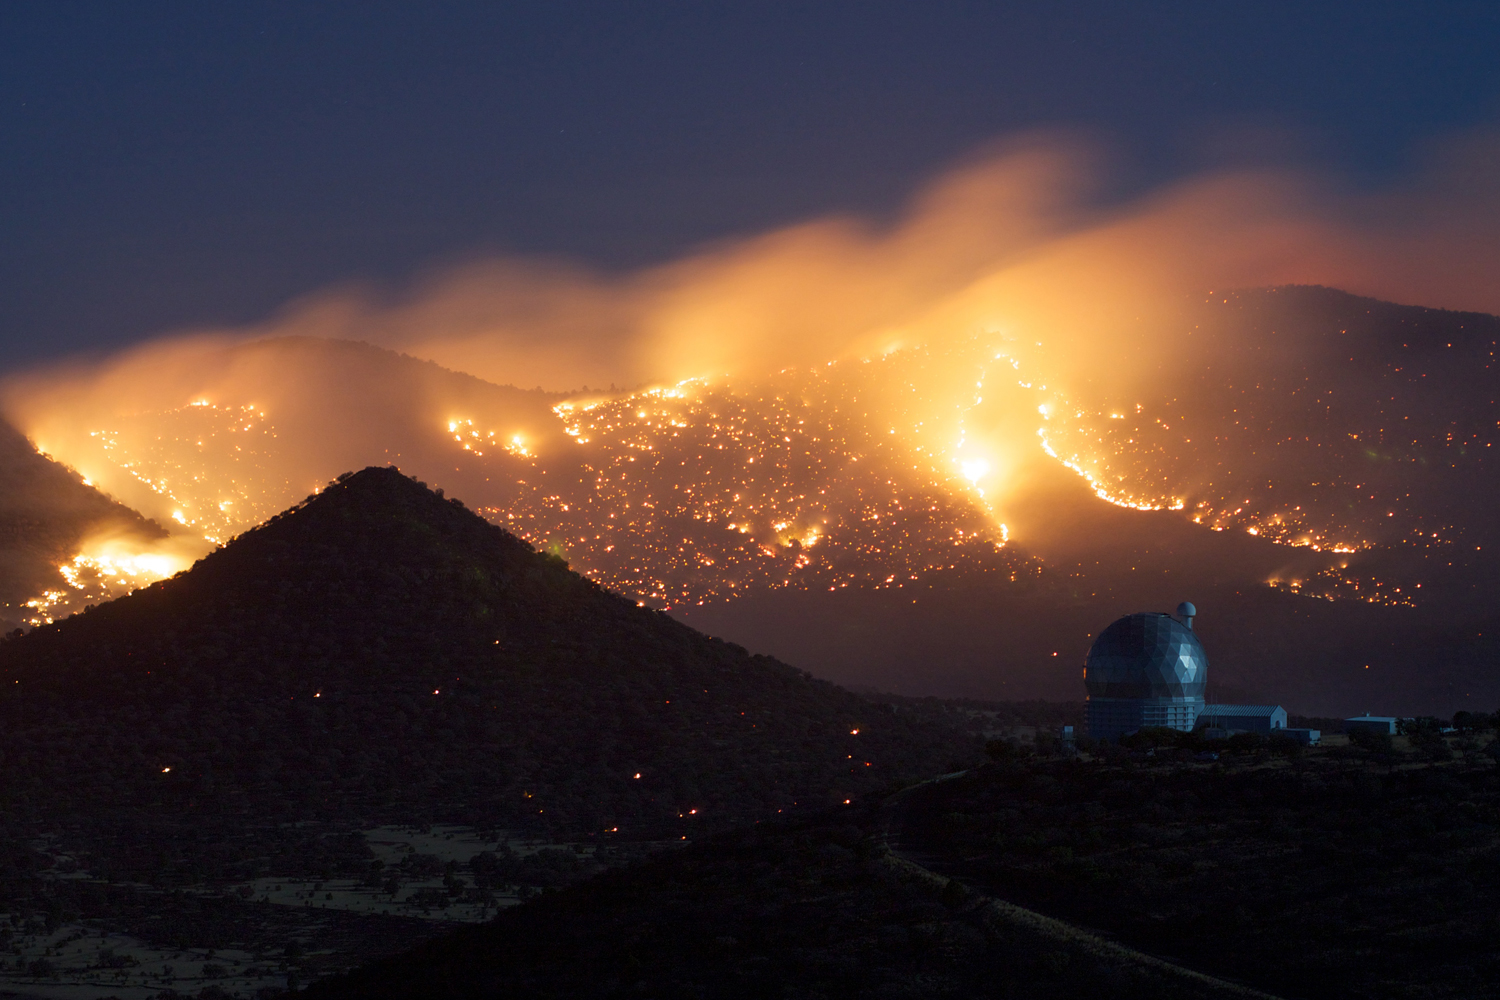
[1083,603,1207,741]
[1083,602,1304,743]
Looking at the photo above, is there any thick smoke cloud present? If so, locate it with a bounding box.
[236,130,1500,394]
[4,129,1499,573]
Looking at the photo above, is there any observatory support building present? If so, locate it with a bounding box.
[1084,604,1207,743]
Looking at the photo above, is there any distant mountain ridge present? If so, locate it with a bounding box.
[3,286,1499,714]
[1038,284,1500,578]
[680,286,1500,712]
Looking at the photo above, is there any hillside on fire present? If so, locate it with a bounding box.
[0,417,168,628]
[5,288,1500,714]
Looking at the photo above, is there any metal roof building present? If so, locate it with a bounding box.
[1196,704,1288,734]
[1345,715,1398,735]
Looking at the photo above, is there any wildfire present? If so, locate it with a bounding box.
[18,538,195,626]
[447,418,537,459]
[84,401,286,544]
[10,300,1476,622]
[477,349,1031,605]
[1267,567,1416,608]
[1038,428,1186,513]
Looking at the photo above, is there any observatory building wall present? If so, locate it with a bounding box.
[1083,611,1207,743]
[1086,698,1200,741]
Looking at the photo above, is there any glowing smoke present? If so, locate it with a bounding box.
[6,130,1500,612]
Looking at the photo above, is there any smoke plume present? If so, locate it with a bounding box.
[5,128,1500,628]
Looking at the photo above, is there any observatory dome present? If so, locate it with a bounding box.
[1084,613,1207,701]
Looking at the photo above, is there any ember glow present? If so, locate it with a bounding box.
[487,353,1031,605]
[77,400,287,545]
[21,533,199,626]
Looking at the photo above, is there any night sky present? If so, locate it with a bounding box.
[3,2,1498,367]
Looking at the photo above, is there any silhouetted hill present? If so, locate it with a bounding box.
[302,809,1256,1000]
[0,467,973,864]
[0,418,166,628]
[894,729,1500,1000]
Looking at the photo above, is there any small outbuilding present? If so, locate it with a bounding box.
[1344,715,1398,735]
[1196,704,1288,734]
[1281,728,1321,746]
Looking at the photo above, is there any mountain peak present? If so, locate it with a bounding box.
[250,463,506,544]
[0,467,966,839]
[180,464,562,602]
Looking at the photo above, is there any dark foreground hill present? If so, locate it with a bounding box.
[305,729,1500,1000]
[896,732,1500,1000]
[0,467,973,855]
[302,809,1265,1000]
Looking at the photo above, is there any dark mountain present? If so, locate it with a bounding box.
[0,467,972,867]
[679,455,1500,716]
[1059,285,1500,563]
[0,417,166,629]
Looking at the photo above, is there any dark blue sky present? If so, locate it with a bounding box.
[3,2,1498,367]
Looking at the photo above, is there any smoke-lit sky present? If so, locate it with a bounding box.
[3,2,1500,368]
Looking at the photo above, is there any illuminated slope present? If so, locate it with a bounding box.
[8,287,1500,642]
[8,336,566,544]
[1039,286,1500,564]
[486,350,1040,607]
[9,337,1044,613]
[680,452,1500,714]
[0,419,169,629]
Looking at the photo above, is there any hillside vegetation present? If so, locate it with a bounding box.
[897,731,1500,1000]
[0,467,974,878]
[305,728,1500,1000]
[303,810,1267,1000]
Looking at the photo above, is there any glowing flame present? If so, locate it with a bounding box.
[19,534,200,626]
[960,459,990,484]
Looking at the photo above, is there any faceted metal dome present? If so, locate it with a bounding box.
[1084,613,1207,700]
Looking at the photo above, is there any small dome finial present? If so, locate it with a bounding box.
[1176,601,1196,629]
